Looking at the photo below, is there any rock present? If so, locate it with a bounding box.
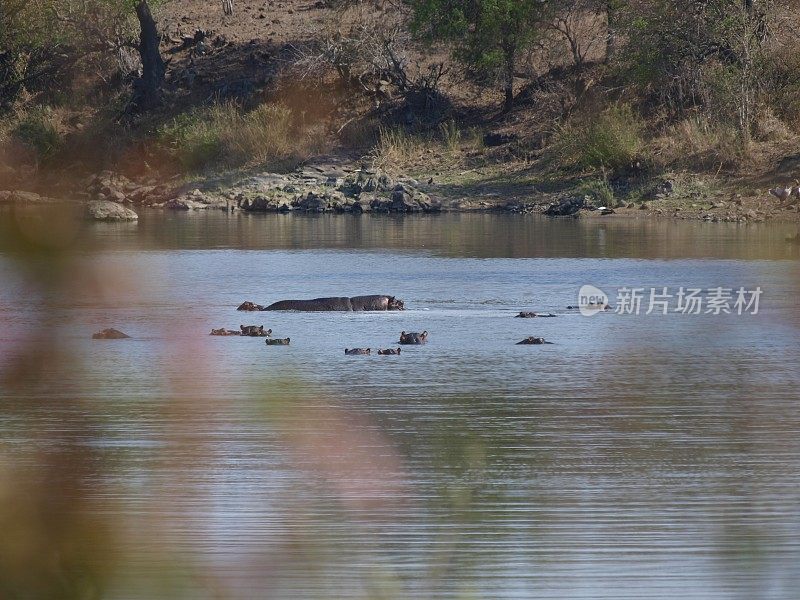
[544,196,585,217]
[295,191,328,212]
[163,197,207,210]
[128,186,155,204]
[390,183,432,213]
[86,200,138,221]
[240,194,278,212]
[340,170,393,197]
[370,197,391,213]
[92,328,130,339]
[265,337,290,345]
[0,191,47,204]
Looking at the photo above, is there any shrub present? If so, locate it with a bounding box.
[547,104,645,172]
[12,107,63,163]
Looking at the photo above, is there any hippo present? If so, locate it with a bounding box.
[92,328,130,339]
[399,331,428,345]
[265,295,404,312]
[265,338,290,345]
[516,312,557,318]
[238,301,265,311]
[345,348,371,355]
[240,325,272,337]
[378,348,402,355]
[210,328,241,336]
[516,337,553,345]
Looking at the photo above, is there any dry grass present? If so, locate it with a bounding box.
[157,102,327,172]
[370,126,431,173]
[651,116,746,171]
[545,104,645,173]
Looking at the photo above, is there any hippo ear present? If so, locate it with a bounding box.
[401,331,405,335]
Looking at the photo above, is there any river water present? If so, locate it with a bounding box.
[1,210,800,599]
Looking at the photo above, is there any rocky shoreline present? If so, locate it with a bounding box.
[3,160,800,224]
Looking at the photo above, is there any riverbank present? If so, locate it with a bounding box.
[4,153,800,224]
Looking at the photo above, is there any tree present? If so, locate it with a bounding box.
[133,0,165,109]
[619,0,774,139]
[409,0,553,112]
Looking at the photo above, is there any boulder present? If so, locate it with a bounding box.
[391,184,432,213]
[544,196,585,217]
[86,200,138,221]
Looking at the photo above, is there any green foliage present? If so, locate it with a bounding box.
[618,0,771,136]
[12,107,63,162]
[548,104,645,172]
[158,102,307,172]
[158,111,223,170]
[409,0,551,108]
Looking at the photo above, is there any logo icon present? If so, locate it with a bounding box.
[578,285,609,316]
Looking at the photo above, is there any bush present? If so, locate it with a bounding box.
[12,108,63,163]
[548,104,645,172]
[157,102,313,172]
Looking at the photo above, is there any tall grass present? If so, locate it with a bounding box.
[652,116,745,170]
[438,120,461,153]
[158,102,321,172]
[370,126,429,172]
[548,104,645,172]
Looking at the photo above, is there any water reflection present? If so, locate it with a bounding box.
[3,206,798,259]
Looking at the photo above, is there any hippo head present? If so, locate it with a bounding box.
[388,296,405,311]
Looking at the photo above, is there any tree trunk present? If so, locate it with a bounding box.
[134,0,165,110]
[503,45,515,113]
[605,0,616,63]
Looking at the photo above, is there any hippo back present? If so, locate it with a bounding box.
[266,297,353,311]
[350,295,388,311]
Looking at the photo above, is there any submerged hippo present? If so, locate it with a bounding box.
[237,301,265,311]
[399,331,428,345]
[240,325,272,337]
[378,348,402,355]
[92,328,130,339]
[516,311,557,318]
[210,328,241,336]
[516,336,553,345]
[265,338,290,345]
[345,348,371,355]
[265,295,404,312]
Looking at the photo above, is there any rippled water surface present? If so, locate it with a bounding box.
[1,211,800,599]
